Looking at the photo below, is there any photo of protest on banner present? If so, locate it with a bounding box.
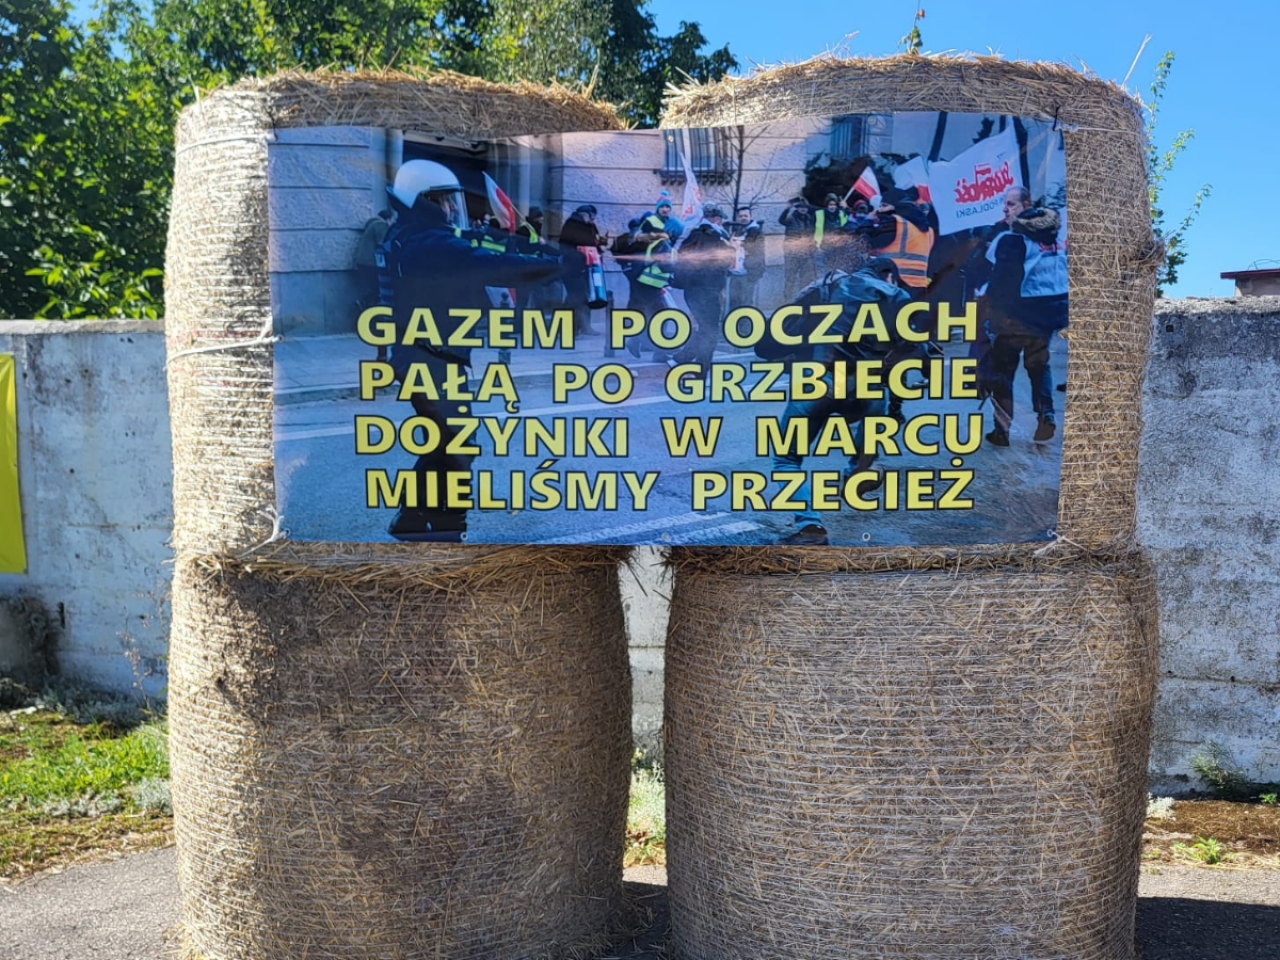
[269,112,1069,546]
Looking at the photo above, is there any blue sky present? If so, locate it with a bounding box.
[68,0,1270,296]
[648,0,1276,298]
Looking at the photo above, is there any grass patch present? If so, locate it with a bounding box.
[626,752,666,867]
[1174,835,1229,865]
[0,698,172,881]
[1143,798,1280,869]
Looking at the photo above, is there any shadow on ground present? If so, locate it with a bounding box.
[606,882,669,960]
[608,873,1280,960]
[1137,896,1280,959]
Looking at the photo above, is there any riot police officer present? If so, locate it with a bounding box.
[379,159,561,541]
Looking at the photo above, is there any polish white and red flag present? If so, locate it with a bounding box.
[483,172,517,231]
[893,156,932,202]
[851,166,882,207]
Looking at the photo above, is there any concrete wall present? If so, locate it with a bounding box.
[619,547,670,758]
[0,322,171,697]
[4,299,1280,791]
[1140,297,1280,791]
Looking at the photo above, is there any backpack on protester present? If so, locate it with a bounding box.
[752,272,843,362]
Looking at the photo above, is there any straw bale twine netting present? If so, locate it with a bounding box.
[163,73,634,960]
[665,556,1159,960]
[658,56,1163,960]
[165,70,622,558]
[664,54,1161,561]
[170,552,632,960]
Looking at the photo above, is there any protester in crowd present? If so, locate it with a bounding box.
[558,203,609,336]
[778,195,816,301]
[766,251,915,545]
[639,190,683,243]
[355,208,395,360]
[613,216,675,362]
[983,187,1069,446]
[813,192,850,274]
[376,159,560,542]
[672,204,737,373]
[355,209,394,311]
[511,206,566,312]
[727,205,765,311]
[861,191,935,299]
[516,206,545,245]
[962,186,1029,405]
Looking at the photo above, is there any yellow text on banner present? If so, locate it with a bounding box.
[0,355,26,573]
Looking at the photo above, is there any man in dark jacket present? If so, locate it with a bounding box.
[672,205,737,372]
[616,217,674,362]
[778,196,815,301]
[860,193,935,299]
[983,190,1069,446]
[559,204,608,336]
[727,206,765,311]
[768,254,914,545]
[379,159,561,541]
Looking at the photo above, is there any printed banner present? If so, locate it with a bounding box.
[0,355,26,573]
[270,112,1069,546]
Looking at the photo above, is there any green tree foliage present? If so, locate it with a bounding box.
[440,0,737,126]
[0,0,735,320]
[435,0,609,87]
[150,0,448,76]
[1,0,175,318]
[594,0,736,128]
[1147,51,1211,296]
[899,8,924,54]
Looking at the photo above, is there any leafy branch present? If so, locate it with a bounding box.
[1147,50,1211,295]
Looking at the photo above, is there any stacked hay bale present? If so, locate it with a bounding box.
[164,72,632,960]
[662,56,1161,960]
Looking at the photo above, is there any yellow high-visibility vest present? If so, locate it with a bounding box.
[814,208,849,248]
[638,239,673,288]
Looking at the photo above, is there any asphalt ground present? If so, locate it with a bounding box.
[3,850,1277,960]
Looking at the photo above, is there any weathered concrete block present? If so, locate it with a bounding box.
[0,322,172,697]
[1142,297,1280,787]
[619,546,670,650]
[1149,676,1280,790]
[268,186,375,232]
[0,597,53,686]
[270,228,363,274]
[1148,546,1280,684]
[630,646,665,708]
[267,143,379,191]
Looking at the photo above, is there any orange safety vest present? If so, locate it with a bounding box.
[885,216,932,288]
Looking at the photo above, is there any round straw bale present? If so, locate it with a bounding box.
[164,70,622,557]
[665,556,1158,960]
[169,550,632,960]
[663,55,1159,560]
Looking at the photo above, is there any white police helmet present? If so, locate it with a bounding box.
[388,159,468,229]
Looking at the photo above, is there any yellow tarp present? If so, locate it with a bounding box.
[0,354,25,573]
